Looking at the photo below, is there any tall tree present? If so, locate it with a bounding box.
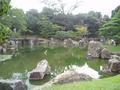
[111,5,120,17]
[0,8,27,37]
[26,9,62,38]
[41,0,81,14]
[0,0,11,16]
[0,23,11,44]
[26,9,40,35]
[0,0,11,44]
[84,11,102,37]
[99,6,120,45]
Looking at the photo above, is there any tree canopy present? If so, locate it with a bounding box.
[99,5,120,45]
[1,0,118,41]
[0,0,11,16]
[0,0,11,44]
[0,8,27,35]
[0,23,11,44]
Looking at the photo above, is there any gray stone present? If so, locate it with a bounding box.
[108,39,116,46]
[0,80,27,90]
[88,41,103,58]
[110,55,120,60]
[72,40,79,47]
[29,59,51,80]
[101,48,111,59]
[79,38,88,48]
[63,38,73,47]
[52,70,92,84]
[108,59,120,73]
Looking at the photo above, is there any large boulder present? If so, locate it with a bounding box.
[88,41,103,58]
[101,48,111,59]
[52,70,92,84]
[0,80,27,90]
[51,64,100,84]
[112,52,120,56]
[108,59,120,73]
[110,55,120,60]
[29,59,51,80]
[107,39,116,46]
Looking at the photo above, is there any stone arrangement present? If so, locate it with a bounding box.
[87,40,120,74]
[101,48,111,59]
[0,80,27,90]
[29,59,51,80]
[52,70,92,84]
[87,40,114,59]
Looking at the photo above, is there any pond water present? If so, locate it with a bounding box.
[0,46,111,89]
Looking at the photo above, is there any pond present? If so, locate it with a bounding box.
[0,46,110,89]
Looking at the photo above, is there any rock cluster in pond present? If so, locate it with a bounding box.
[102,55,120,73]
[29,59,51,80]
[108,58,120,73]
[0,80,27,90]
[108,55,120,73]
[87,40,120,74]
[51,64,100,84]
[87,40,111,59]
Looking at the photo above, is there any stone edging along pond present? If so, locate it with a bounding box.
[87,40,120,74]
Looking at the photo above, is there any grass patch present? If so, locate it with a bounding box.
[48,75,120,90]
[103,45,120,52]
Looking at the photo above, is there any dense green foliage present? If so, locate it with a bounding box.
[0,8,27,37]
[99,5,120,44]
[112,5,120,17]
[0,0,10,16]
[0,1,119,40]
[26,9,62,38]
[39,20,62,38]
[54,31,77,39]
[0,7,104,39]
[22,8,102,38]
[54,25,88,39]
[0,23,11,44]
[103,45,120,52]
[0,0,11,44]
